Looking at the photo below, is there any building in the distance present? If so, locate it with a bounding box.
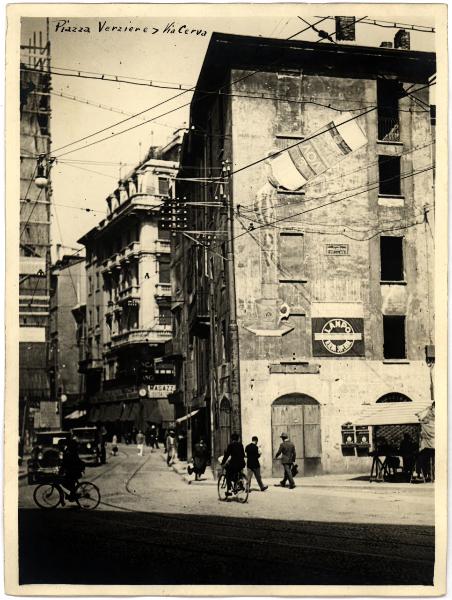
[170,27,436,476]
[78,142,180,440]
[19,28,53,442]
[48,249,87,428]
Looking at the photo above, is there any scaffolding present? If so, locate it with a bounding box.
[19,21,55,445]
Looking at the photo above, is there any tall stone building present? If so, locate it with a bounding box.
[49,251,87,426]
[78,142,180,440]
[19,27,53,442]
[170,31,436,475]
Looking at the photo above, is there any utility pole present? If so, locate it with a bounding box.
[222,160,242,436]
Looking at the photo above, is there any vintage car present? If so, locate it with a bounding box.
[27,430,70,484]
[71,427,106,465]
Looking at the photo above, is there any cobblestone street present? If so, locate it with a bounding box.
[19,445,435,586]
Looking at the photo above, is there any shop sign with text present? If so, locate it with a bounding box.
[312,318,364,357]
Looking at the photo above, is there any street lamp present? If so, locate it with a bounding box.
[35,154,54,188]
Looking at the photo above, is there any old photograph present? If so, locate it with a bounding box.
[5,3,447,595]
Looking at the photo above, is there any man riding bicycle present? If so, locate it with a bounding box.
[59,438,85,502]
[221,433,245,496]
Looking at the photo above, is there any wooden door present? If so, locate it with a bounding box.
[271,395,322,477]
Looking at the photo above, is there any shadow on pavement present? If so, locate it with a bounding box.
[19,508,434,586]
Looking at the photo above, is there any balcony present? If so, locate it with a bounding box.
[118,241,141,264]
[155,283,171,298]
[111,325,172,348]
[117,285,140,305]
[188,290,210,338]
[377,117,400,143]
[155,239,170,255]
[101,253,121,274]
[164,338,183,359]
[78,356,103,373]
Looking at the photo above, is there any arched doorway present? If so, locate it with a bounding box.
[218,397,232,457]
[376,392,412,403]
[271,394,322,477]
[374,392,417,450]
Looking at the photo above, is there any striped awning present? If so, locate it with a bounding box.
[353,400,432,426]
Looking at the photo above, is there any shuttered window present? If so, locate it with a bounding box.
[279,232,305,282]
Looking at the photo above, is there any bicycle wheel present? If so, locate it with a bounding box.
[33,484,62,509]
[217,474,228,501]
[235,473,249,504]
[75,481,100,510]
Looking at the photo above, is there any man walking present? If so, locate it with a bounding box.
[245,436,268,492]
[275,432,296,489]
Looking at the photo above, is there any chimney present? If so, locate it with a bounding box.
[335,16,356,41]
[394,29,410,50]
[380,41,393,48]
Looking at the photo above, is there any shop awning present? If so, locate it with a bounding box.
[120,402,141,422]
[64,409,87,420]
[353,400,432,426]
[175,409,200,424]
[103,403,123,422]
[88,406,101,422]
[142,399,174,424]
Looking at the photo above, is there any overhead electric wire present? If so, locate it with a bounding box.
[224,78,435,183]
[49,90,178,129]
[228,165,434,245]
[314,15,435,33]
[32,17,330,161]
[237,140,435,215]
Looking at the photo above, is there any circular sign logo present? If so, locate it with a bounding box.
[321,318,356,355]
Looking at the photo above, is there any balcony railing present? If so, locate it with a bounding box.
[378,116,400,142]
[110,325,172,348]
[155,282,171,297]
[117,285,140,304]
[155,239,171,254]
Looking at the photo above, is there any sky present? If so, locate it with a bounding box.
[20,8,436,253]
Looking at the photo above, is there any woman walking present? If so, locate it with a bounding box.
[191,438,208,481]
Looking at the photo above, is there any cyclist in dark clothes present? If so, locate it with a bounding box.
[221,433,245,496]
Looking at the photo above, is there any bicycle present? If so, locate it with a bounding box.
[33,479,101,510]
[218,470,249,503]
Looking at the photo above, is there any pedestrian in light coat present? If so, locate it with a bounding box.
[136,430,145,456]
[275,432,296,489]
[166,430,176,466]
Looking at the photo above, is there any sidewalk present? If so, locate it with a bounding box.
[161,453,434,491]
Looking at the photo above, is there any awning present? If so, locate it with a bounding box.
[88,406,101,422]
[103,403,123,422]
[142,399,174,424]
[353,400,432,426]
[64,409,87,420]
[120,402,141,422]
[175,409,200,424]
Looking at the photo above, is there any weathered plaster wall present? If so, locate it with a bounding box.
[239,359,431,475]
[228,68,434,474]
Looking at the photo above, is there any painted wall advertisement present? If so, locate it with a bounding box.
[312,317,365,357]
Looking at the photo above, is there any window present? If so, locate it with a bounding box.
[158,223,171,240]
[88,275,93,294]
[380,236,404,281]
[158,177,169,196]
[383,315,406,359]
[158,258,171,284]
[95,272,99,290]
[379,155,401,196]
[279,232,305,282]
[96,307,100,326]
[158,306,172,326]
[377,79,401,142]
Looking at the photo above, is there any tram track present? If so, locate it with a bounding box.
[97,451,434,558]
